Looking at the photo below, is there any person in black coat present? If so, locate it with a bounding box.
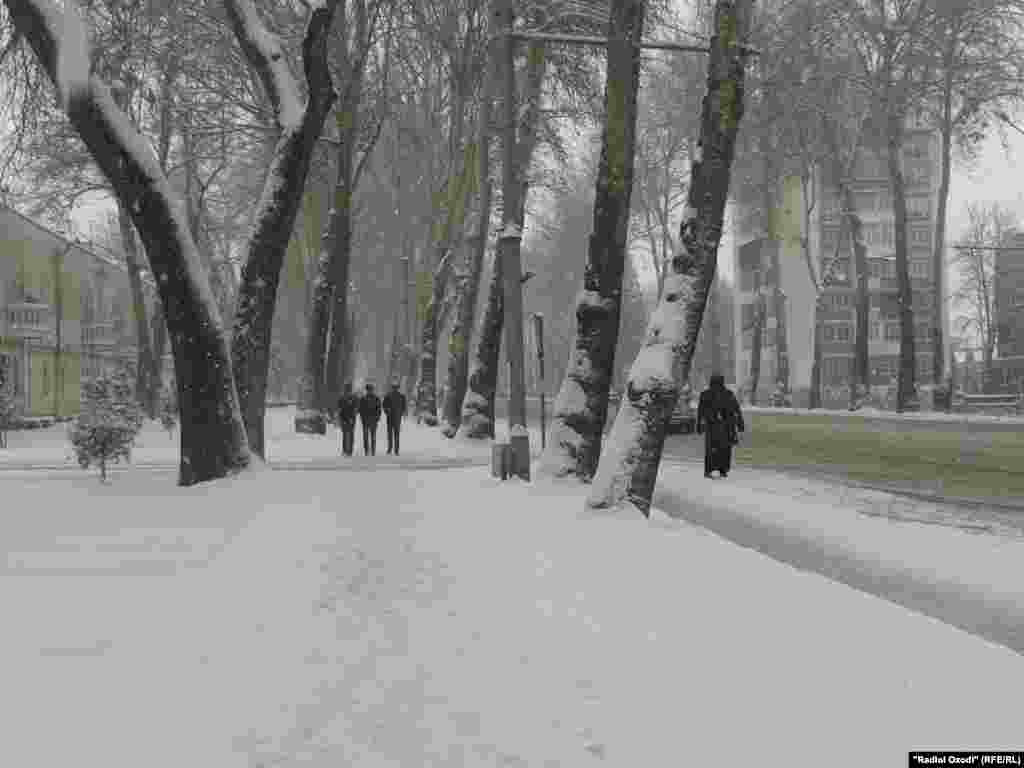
[358,383,382,456]
[336,382,359,457]
[382,381,407,455]
[696,373,744,478]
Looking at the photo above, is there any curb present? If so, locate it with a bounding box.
[653,485,1024,656]
[661,455,1024,513]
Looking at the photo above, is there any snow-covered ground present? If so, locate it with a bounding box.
[747,403,1024,425]
[1,444,1023,764]
[0,407,544,468]
[656,461,1024,653]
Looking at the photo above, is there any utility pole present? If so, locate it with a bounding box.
[496,0,530,480]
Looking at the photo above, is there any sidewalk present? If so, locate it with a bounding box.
[654,461,1024,655]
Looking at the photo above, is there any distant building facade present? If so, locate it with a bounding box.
[732,109,953,408]
[0,205,168,418]
[992,230,1024,392]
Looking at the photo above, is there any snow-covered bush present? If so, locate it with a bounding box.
[69,371,142,482]
[0,380,17,449]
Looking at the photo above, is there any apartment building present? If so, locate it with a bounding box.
[733,109,953,408]
[0,205,168,418]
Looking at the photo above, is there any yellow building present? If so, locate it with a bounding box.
[0,205,166,418]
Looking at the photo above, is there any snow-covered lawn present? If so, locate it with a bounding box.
[1,462,1022,766]
[0,407,545,468]
[748,403,1024,425]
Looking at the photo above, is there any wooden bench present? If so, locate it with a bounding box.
[953,392,1023,414]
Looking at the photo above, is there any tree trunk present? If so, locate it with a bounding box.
[116,203,158,418]
[415,74,469,424]
[415,252,455,424]
[442,26,499,438]
[461,248,503,437]
[933,59,954,407]
[809,314,822,409]
[887,109,917,411]
[296,14,360,435]
[837,189,869,410]
[441,143,488,437]
[748,285,764,406]
[587,0,752,514]
[539,0,645,481]
[228,0,339,458]
[458,29,547,438]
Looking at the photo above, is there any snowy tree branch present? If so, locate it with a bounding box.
[222,0,310,131]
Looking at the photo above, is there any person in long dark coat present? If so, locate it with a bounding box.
[382,381,407,455]
[696,373,744,478]
[336,382,359,457]
[358,383,382,456]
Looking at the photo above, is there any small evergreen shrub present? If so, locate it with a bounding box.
[69,371,142,482]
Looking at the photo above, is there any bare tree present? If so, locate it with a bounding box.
[296,0,390,434]
[587,0,754,514]
[6,0,340,481]
[953,202,1016,393]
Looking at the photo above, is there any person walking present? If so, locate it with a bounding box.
[336,382,359,457]
[358,382,382,456]
[382,380,407,455]
[696,373,744,479]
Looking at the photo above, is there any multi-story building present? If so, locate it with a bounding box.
[992,230,1024,392]
[0,205,168,418]
[732,109,953,408]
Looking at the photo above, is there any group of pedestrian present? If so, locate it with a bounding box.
[336,381,407,457]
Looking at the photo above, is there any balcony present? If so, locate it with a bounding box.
[5,303,55,343]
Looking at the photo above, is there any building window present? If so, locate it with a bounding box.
[911,228,930,246]
[907,197,930,219]
[910,260,929,278]
[836,324,851,342]
[871,322,881,340]
[886,323,900,341]
[882,222,894,248]
[824,325,835,342]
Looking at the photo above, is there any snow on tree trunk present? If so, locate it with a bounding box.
[538,0,645,481]
[587,0,753,515]
[227,0,338,458]
[415,250,454,425]
[116,202,158,419]
[441,138,488,437]
[5,0,252,486]
[416,86,471,425]
[460,249,503,437]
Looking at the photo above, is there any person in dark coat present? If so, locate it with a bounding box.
[382,380,407,456]
[358,383,382,456]
[696,373,744,478]
[336,382,359,457]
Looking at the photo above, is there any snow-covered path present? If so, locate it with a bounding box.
[655,462,1024,655]
[2,466,1024,766]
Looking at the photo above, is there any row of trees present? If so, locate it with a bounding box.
[0,0,753,513]
[14,0,1021,511]
[726,0,1024,411]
